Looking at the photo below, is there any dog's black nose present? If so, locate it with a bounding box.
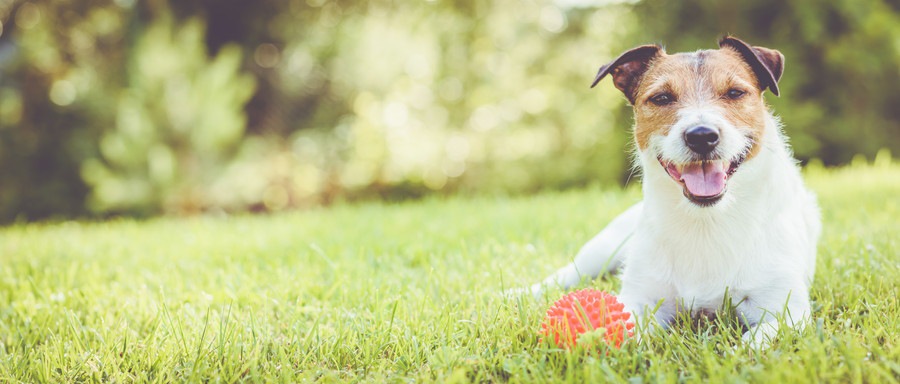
[684,126,720,155]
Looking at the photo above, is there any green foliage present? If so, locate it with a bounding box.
[0,161,896,381]
[0,1,121,222]
[0,0,898,220]
[251,1,636,203]
[80,14,255,215]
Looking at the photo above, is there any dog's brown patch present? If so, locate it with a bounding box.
[631,47,768,160]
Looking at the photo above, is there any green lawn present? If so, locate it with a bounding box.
[1,157,898,383]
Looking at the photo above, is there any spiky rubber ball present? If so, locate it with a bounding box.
[539,289,634,348]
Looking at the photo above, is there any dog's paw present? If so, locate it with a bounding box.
[502,283,545,301]
[741,322,779,349]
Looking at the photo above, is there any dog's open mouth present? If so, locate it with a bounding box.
[658,156,744,206]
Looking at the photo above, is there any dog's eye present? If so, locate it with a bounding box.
[649,93,675,106]
[726,89,746,100]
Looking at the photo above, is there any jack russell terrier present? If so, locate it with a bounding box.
[528,37,820,347]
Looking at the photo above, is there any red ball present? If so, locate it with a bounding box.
[539,289,634,348]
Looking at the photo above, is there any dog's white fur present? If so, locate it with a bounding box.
[528,50,820,347]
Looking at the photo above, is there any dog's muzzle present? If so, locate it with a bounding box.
[684,126,720,156]
[658,154,745,207]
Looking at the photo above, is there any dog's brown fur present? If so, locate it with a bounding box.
[633,47,767,161]
[592,37,785,162]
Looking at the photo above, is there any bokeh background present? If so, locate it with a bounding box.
[0,0,898,223]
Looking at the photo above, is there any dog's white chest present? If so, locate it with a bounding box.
[634,221,757,306]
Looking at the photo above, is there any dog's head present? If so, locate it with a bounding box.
[592,37,784,207]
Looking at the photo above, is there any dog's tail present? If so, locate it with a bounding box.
[526,202,643,299]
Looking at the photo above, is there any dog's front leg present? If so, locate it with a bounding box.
[738,285,811,348]
[619,277,678,340]
[524,202,643,298]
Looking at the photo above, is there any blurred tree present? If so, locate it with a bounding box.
[250,0,636,203]
[0,0,897,222]
[0,0,129,222]
[0,66,91,222]
[80,13,255,214]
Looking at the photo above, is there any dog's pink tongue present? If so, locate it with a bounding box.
[681,162,727,197]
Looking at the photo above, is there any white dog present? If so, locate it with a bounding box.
[529,37,820,346]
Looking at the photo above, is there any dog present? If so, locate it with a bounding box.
[527,37,821,347]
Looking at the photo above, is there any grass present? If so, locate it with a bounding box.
[0,156,898,383]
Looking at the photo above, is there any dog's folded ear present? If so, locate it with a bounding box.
[718,36,784,96]
[591,45,662,104]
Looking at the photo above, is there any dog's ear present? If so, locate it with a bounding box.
[591,45,662,103]
[718,36,784,96]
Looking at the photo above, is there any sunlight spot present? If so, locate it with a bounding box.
[293,164,321,198]
[254,43,281,68]
[520,89,547,114]
[263,185,290,211]
[15,3,40,30]
[423,169,447,190]
[438,77,463,102]
[383,101,409,128]
[341,161,376,189]
[113,0,136,8]
[445,136,470,162]
[539,5,566,33]
[442,159,465,178]
[405,53,430,79]
[49,80,76,106]
[408,84,434,109]
[468,106,500,132]
[0,89,22,124]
